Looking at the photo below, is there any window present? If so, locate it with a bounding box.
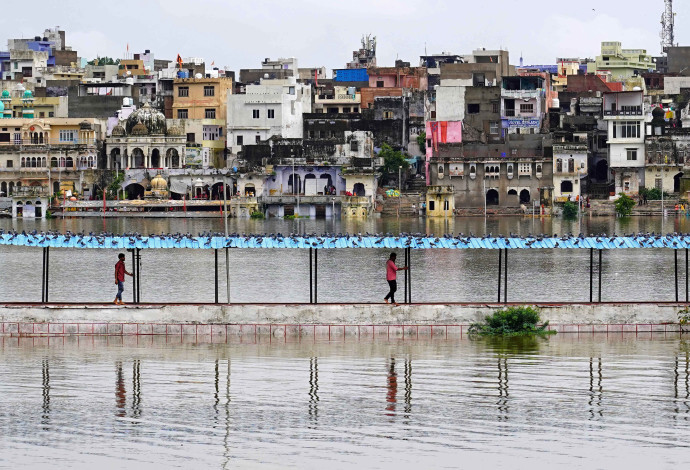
[342,107,351,113]
[350,140,359,152]
[353,107,359,113]
[237,135,243,145]
[59,130,76,142]
[48,112,54,118]
[429,200,435,211]
[268,109,275,119]
[492,102,500,113]
[205,108,216,119]
[489,121,499,135]
[178,87,189,97]
[519,103,534,114]
[6,160,12,168]
[620,121,640,138]
[518,163,531,176]
[467,104,480,114]
[177,109,188,119]
[255,135,261,143]
[39,112,45,118]
[140,87,147,95]
[376,80,384,88]
[252,109,260,119]
[203,86,215,97]
[383,111,394,119]
[626,149,638,161]
[507,164,513,178]
[444,200,450,211]
[186,133,195,143]
[288,86,295,95]
[473,73,485,87]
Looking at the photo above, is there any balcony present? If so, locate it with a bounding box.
[603,108,643,117]
[501,89,540,99]
[262,195,345,205]
[0,139,97,152]
[646,154,683,166]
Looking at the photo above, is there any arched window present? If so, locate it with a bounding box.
[59,157,66,168]
[561,180,573,193]
[41,157,46,167]
[51,157,58,168]
[39,133,43,144]
[66,156,74,168]
[20,157,26,167]
[520,189,531,204]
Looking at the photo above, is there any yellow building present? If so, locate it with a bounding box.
[587,42,655,82]
[118,59,148,77]
[173,77,233,168]
[425,186,455,217]
[0,118,104,197]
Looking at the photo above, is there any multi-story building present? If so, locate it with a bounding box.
[0,117,104,199]
[226,77,311,156]
[500,76,546,136]
[603,90,646,195]
[173,75,233,168]
[314,86,361,114]
[552,143,588,202]
[587,42,656,83]
[360,63,427,109]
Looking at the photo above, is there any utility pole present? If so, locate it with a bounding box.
[223,174,230,303]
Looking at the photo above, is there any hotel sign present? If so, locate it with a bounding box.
[504,119,540,128]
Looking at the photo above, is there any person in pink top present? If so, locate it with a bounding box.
[384,252,408,306]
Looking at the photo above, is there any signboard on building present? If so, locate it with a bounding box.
[504,119,540,128]
[185,147,203,168]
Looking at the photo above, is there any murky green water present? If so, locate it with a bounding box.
[1,334,689,469]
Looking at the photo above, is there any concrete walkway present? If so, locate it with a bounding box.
[0,302,686,336]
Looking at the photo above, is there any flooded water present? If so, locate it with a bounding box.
[0,215,689,304]
[1,334,689,469]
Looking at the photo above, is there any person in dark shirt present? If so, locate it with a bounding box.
[114,253,133,305]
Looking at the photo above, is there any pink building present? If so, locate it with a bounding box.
[425,121,462,183]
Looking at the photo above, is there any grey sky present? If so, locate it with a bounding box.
[2,0,686,72]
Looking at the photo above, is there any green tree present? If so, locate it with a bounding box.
[87,57,120,66]
[615,193,636,217]
[416,131,426,153]
[379,144,409,176]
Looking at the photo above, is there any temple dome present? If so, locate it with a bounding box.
[23,90,33,99]
[131,122,149,135]
[125,102,167,135]
[111,124,126,136]
[1,90,9,99]
[150,173,168,191]
[0,101,4,112]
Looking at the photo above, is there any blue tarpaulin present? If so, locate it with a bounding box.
[0,234,688,250]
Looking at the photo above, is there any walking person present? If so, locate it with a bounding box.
[384,252,408,306]
[114,253,133,305]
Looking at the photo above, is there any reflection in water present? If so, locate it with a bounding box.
[404,358,412,421]
[386,358,397,416]
[674,352,690,420]
[132,360,141,419]
[497,357,509,421]
[308,357,319,425]
[3,336,690,468]
[115,361,126,418]
[41,359,50,428]
[589,357,603,419]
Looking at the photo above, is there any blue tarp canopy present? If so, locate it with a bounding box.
[0,234,689,250]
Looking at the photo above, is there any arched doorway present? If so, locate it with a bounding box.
[133,148,145,168]
[0,182,6,196]
[124,183,145,200]
[288,174,301,195]
[320,174,333,194]
[110,149,121,170]
[151,149,161,168]
[519,189,531,204]
[595,160,608,181]
[674,172,683,193]
[244,184,256,197]
[8,181,14,196]
[486,189,499,206]
[211,182,227,200]
[304,173,317,195]
[560,181,573,194]
[53,181,59,195]
[166,148,180,168]
[353,183,365,196]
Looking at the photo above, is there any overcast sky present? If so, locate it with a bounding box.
[2,0,687,73]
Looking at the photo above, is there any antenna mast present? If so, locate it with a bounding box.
[661,0,675,53]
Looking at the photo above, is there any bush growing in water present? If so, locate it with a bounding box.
[468,306,554,337]
[614,193,636,217]
[250,211,265,219]
[562,201,578,219]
